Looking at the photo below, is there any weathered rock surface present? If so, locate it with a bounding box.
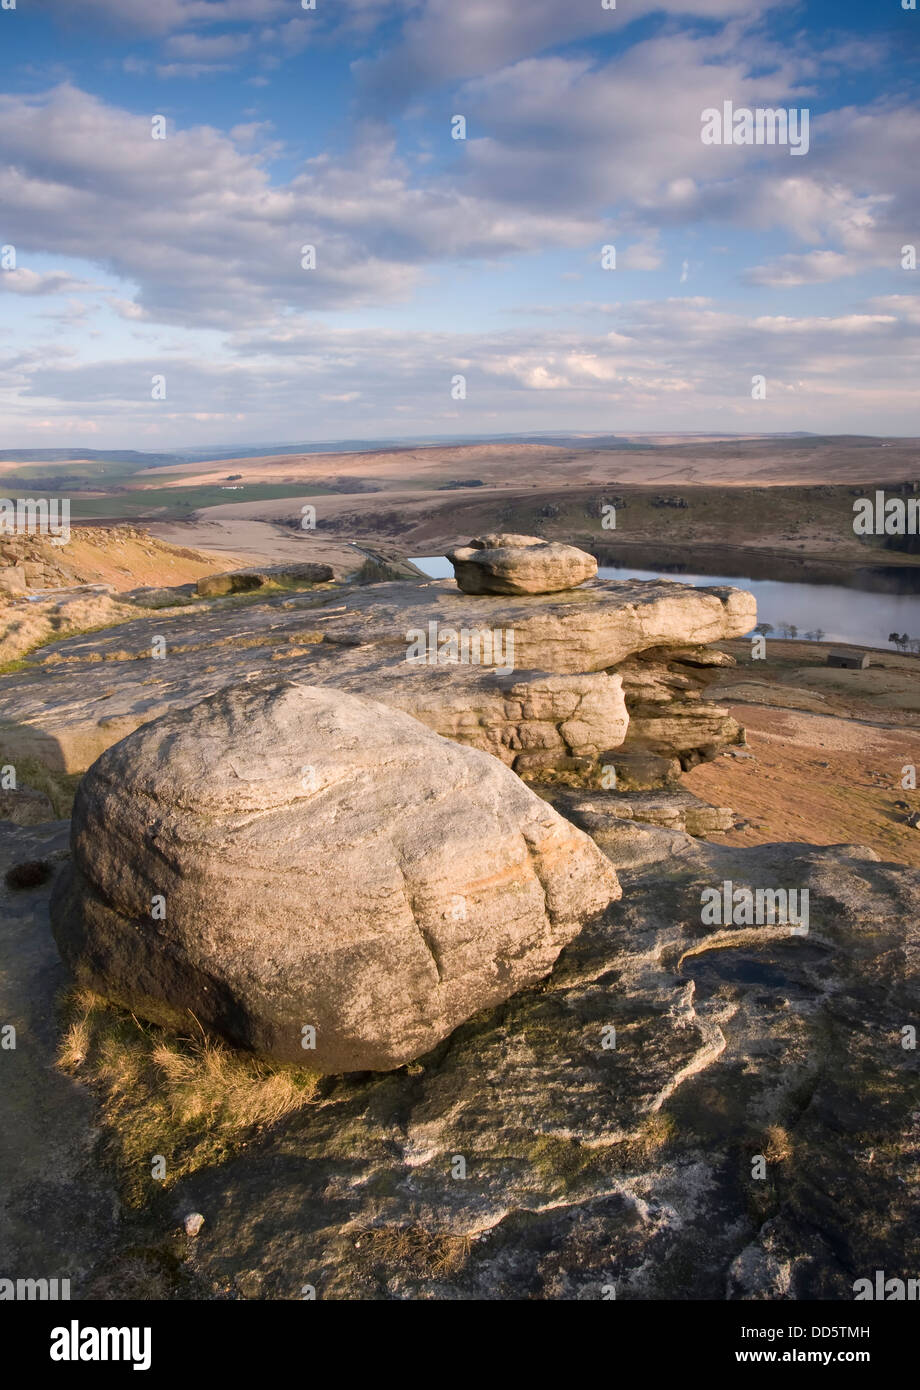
[313,578,755,673]
[51,682,620,1073]
[0,784,55,826]
[603,748,682,791]
[324,664,629,771]
[6,809,919,1300]
[0,577,753,775]
[545,786,735,838]
[0,565,28,597]
[615,645,745,768]
[196,561,334,597]
[447,534,597,595]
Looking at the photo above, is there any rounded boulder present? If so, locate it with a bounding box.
[446,534,598,595]
[50,682,620,1073]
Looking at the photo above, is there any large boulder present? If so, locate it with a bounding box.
[447,534,597,595]
[50,682,619,1073]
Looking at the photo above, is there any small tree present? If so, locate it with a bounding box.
[754,622,774,636]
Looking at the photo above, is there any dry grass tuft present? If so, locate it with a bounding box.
[764,1125,793,1164]
[357,1225,472,1277]
[56,990,320,1204]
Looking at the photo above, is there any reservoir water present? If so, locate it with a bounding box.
[410,555,920,651]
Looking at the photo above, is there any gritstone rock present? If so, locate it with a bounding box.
[50,682,620,1073]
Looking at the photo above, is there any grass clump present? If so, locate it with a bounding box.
[356,1226,472,1277]
[57,990,321,1205]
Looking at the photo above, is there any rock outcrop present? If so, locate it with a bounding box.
[545,785,735,838]
[616,644,745,770]
[313,577,756,672]
[50,682,620,1073]
[0,565,28,597]
[196,561,334,597]
[446,534,597,595]
[0,784,56,826]
[0,576,755,784]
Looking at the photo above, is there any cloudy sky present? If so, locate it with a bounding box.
[0,0,917,449]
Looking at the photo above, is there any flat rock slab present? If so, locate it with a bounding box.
[548,786,735,838]
[0,576,753,774]
[314,577,756,673]
[196,562,334,597]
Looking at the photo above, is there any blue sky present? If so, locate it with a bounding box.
[0,0,917,449]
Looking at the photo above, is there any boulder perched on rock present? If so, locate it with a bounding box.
[50,682,619,1073]
[447,534,597,595]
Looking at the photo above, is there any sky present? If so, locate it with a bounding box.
[0,0,918,450]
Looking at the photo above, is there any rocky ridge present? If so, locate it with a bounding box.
[0,571,754,788]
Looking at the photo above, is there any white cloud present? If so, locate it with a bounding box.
[0,86,608,331]
[745,249,857,286]
[165,31,252,59]
[7,293,916,445]
[37,0,291,38]
[0,268,95,296]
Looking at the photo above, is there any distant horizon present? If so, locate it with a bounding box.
[3,428,919,468]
